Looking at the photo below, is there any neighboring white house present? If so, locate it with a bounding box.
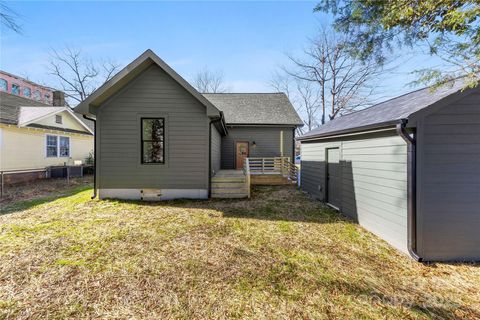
[0,91,94,184]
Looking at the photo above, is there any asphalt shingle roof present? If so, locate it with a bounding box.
[0,91,48,125]
[0,91,93,132]
[203,93,303,126]
[300,80,468,139]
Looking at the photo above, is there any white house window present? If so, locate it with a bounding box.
[56,114,62,124]
[11,83,20,95]
[141,118,165,164]
[46,135,58,157]
[46,135,70,158]
[23,87,31,98]
[0,78,7,91]
[59,137,70,157]
[34,90,41,100]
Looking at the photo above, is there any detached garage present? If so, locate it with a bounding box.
[298,81,480,262]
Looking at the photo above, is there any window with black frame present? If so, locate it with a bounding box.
[141,118,165,164]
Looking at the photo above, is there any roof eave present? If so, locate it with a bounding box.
[226,123,303,127]
[297,120,402,141]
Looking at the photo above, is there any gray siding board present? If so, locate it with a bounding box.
[301,131,408,253]
[417,93,480,261]
[211,126,221,175]
[221,126,294,169]
[98,65,209,190]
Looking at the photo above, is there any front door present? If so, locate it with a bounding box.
[326,148,341,209]
[235,141,249,169]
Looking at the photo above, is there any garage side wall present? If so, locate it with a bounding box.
[301,130,409,252]
[417,91,480,261]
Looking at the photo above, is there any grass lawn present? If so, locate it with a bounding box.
[1,184,479,319]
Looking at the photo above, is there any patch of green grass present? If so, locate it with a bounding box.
[0,185,479,319]
[1,184,92,215]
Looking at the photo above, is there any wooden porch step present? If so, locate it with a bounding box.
[211,177,246,183]
[211,170,249,199]
[211,182,246,188]
[211,187,248,194]
[211,192,248,199]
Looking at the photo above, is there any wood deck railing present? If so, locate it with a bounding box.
[243,157,251,198]
[246,157,298,183]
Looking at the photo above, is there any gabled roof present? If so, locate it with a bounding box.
[18,106,70,126]
[203,93,303,126]
[299,79,476,140]
[0,91,93,134]
[74,49,222,119]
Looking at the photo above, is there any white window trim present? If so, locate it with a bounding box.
[45,134,71,158]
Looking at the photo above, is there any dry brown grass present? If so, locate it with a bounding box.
[0,185,479,319]
[0,176,93,206]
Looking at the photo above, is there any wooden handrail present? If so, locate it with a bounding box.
[246,157,298,183]
[243,157,251,198]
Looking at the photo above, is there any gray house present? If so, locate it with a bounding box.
[298,82,480,262]
[75,50,302,201]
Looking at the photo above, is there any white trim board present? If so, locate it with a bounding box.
[99,189,208,201]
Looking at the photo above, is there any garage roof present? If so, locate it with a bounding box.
[299,80,473,140]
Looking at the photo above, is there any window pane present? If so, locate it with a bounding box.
[141,118,165,164]
[142,118,164,140]
[23,87,31,97]
[47,135,57,146]
[59,137,70,157]
[11,84,20,95]
[143,141,163,163]
[47,147,57,157]
[0,79,7,91]
[46,135,57,157]
[34,90,41,100]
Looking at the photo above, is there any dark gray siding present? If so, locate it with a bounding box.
[97,65,209,190]
[211,125,221,175]
[221,126,294,169]
[301,131,408,252]
[417,92,480,261]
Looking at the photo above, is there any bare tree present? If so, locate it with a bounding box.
[271,72,321,133]
[0,2,22,34]
[48,46,120,104]
[192,67,228,93]
[285,29,381,123]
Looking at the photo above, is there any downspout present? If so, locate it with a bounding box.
[292,127,296,162]
[208,115,223,198]
[396,119,422,262]
[83,115,97,199]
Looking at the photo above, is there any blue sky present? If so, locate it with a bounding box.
[1,1,441,102]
